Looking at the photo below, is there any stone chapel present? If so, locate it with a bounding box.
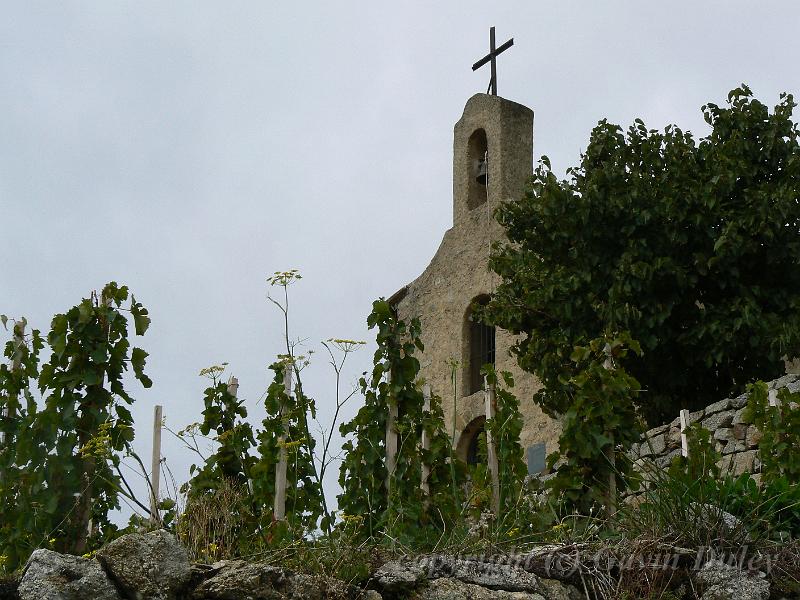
[388,93,561,474]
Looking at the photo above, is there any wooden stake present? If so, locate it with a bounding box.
[274,367,290,521]
[484,376,500,515]
[421,384,431,494]
[604,436,617,519]
[150,404,163,522]
[602,348,617,518]
[384,367,398,497]
[680,409,690,458]
[768,388,779,408]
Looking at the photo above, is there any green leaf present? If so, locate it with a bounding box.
[130,298,151,336]
[131,347,152,388]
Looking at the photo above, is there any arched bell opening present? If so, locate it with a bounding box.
[466,128,489,211]
[456,415,486,465]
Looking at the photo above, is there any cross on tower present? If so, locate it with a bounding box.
[472,26,514,96]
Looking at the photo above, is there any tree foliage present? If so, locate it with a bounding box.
[484,85,800,425]
[547,333,642,513]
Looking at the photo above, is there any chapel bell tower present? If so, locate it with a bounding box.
[452,94,534,228]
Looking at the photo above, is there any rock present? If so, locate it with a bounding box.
[702,410,734,431]
[713,428,734,443]
[666,426,682,450]
[732,450,757,475]
[374,555,565,597]
[746,426,763,448]
[372,558,428,594]
[704,398,732,416]
[721,441,747,455]
[420,555,542,593]
[732,408,749,425]
[688,503,750,547]
[695,559,769,600]
[537,578,584,600]
[191,561,355,599]
[733,424,748,441]
[412,578,544,600]
[640,434,666,457]
[656,448,682,468]
[18,549,121,600]
[770,373,798,389]
[644,424,669,438]
[96,529,190,600]
[730,394,749,410]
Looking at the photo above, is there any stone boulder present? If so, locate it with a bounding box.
[412,578,544,600]
[18,549,121,600]
[695,559,769,600]
[371,558,427,595]
[689,503,749,544]
[372,555,582,600]
[191,560,367,599]
[96,529,191,600]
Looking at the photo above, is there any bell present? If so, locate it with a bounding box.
[475,158,488,185]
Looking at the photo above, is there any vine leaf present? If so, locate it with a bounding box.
[131,347,152,388]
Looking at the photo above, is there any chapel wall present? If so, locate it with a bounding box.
[391,92,562,471]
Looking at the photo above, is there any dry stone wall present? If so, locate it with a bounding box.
[631,373,800,477]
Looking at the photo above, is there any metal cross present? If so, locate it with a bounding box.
[472,27,514,96]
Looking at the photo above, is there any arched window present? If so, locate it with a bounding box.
[466,128,489,211]
[466,295,495,395]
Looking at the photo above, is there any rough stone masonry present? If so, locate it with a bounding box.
[388,93,559,472]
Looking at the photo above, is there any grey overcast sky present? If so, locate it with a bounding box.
[2,2,799,521]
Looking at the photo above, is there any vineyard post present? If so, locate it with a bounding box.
[385,368,397,496]
[420,383,431,494]
[680,409,690,458]
[149,404,163,522]
[484,376,500,515]
[768,388,779,408]
[274,367,290,520]
[602,349,617,518]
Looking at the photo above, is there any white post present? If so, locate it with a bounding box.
[385,368,397,495]
[484,376,500,515]
[601,346,617,517]
[150,404,163,523]
[768,388,779,408]
[680,409,690,458]
[224,376,253,494]
[274,367,290,521]
[421,384,431,494]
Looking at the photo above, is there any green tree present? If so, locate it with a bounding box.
[484,85,800,426]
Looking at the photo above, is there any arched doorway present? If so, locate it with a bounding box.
[456,416,486,465]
